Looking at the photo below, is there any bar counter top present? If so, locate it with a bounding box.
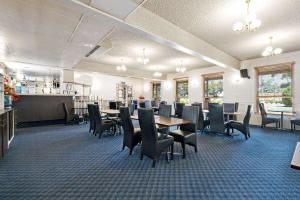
[17,93,74,96]
[0,108,13,115]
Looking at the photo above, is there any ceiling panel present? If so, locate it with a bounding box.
[142,0,300,60]
[84,28,211,73]
[0,0,84,66]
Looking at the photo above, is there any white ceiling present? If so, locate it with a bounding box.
[142,0,300,60]
[84,28,211,73]
[1,0,300,79]
[0,0,84,66]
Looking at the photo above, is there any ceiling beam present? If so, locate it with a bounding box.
[74,60,167,80]
[54,0,240,70]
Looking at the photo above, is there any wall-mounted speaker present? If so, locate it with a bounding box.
[240,69,250,79]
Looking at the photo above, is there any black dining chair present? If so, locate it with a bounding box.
[138,108,174,167]
[62,102,79,125]
[87,104,95,133]
[93,105,115,138]
[291,119,300,131]
[208,104,227,134]
[259,103,280,128]
[169,106,199,159]
[156,104,172,133]
[227,105,252,140]
[175,102,184,118]
[109,101,117,110]
[224,103,235,121]
[119,107,141,155]
[191,103,210,134]
[139,102,146,108]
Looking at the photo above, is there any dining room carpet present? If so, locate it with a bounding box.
[1,124,300,200]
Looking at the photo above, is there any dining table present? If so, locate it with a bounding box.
[131,115,191,127]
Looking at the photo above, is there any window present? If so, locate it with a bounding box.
[176,79,188,103]
[152,82,161,100]
[256,62,294,113]
[203,73,224,107]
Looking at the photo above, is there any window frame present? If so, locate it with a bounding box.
[152,82,161,100]
[255,62,295,113]
[202,72,224,106]
[175,78,189,102]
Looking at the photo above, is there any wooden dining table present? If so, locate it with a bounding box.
[101,109,120,115]
[131,115,191,127]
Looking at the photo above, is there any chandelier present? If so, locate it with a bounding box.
[176,60,186,73]
[116,58,127,71]
[232,0,261,32]
[262,37,282,57]
[137,48,150,65]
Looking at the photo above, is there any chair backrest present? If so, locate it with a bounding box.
[129,103,135,116]
[92,104,102,124]
[138,108,158,157]
[62,102,69,116]
[191,103,205,130]
[243,105,252,126]
[120,107,134,135]
[145,100,152,108]
[175,102,184,118]
[208,104,225,133]
[180,106,199,132]
[224,103,235,113]
[258,103,267,117]
[139,102,146,108]
[109,101,117,110]
[160,101,167,105]
[151,100,156,107]
[158,104,172,118]
[87,104,94,120]
[62,102,70,123]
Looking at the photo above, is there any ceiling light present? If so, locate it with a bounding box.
[176,60,186,73]
[137,48,150,65]
[232,0,261,32]
[116,58,127,71]
[153,71,162,77]
[262,36,283,57]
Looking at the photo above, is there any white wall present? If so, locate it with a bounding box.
[74,71,145,100]
[159,50,300,128]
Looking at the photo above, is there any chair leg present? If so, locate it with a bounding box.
[129,148,133,155]
[291,123,293,132]
[171,144,174,160]
[181,142,186,159]
[194,145,197,153]
[152,160,156,168]
[122,143,125,150]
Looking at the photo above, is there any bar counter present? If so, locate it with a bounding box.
[0,108,14,159]
[14,94,74,127]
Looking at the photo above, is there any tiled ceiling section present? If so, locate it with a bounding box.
[85,28,211,73]
[90,0,144,19]
[0,0,84,66]
[142,0,300,60]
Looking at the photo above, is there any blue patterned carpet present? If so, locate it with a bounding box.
[1,124,300,200]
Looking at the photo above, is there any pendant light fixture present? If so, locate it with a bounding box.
[232,0,262,32]
[262,36,282,57]
[137,48,150,65]
[176,60,186,73]
[116,58,127,71]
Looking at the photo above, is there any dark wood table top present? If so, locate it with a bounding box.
[291,142,300,170]
[131,115,191,126]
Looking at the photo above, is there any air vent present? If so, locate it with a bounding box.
[85,45,101,57]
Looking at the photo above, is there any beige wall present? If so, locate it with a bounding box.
[156,50,300,129]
